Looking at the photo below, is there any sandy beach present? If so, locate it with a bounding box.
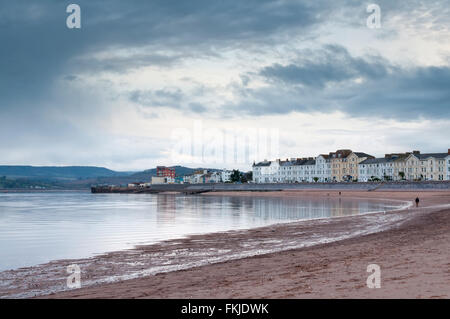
[32,190,450,299]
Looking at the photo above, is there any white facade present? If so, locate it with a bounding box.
[279,160,297,183]
[220,170,233,182]
[183,174,203,184]
[252,160,280,183]
[253,150,450,184]
[415,153,448,181]
[314,155,331,182]
[209,171,222,183]
[184,169,234,184]
[446,155,450,181]
[151,176,174,184]
[290,160,316,183]
[358,158,395,182]
[253,157,332,183]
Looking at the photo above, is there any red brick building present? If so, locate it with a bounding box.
[156,166,176,178]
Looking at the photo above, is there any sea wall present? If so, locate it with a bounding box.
[92,181,450,193]
[186,181,450,191]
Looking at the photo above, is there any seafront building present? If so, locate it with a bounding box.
[253,150,374,183]
[152,166,176,184]
[415,151,449,181]
[253,149,450,183]
[387,150,449,181]
[446,153,450,181]
[151,150,450,185]
[181,169,233,184]
[359,156,397,182]
[330,150,374,182]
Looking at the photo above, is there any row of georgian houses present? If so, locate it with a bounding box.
[252,149,450,183]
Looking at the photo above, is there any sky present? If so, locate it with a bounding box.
[0,0,449,171]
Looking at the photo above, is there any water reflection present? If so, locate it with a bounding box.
[154,195,396,223]
[0,192,402,271]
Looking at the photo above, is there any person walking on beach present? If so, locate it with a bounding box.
[415,197,420,207]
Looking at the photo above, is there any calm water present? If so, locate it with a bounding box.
[0,192,405,271]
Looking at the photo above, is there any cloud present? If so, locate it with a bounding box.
[128,88,209,114]
[232,45,450,120]
[129,88,183,108]
[0,0,449,168]
[260,45,391,88]
[0,0,330,123]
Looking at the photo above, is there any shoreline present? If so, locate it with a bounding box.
[1,190,449,298]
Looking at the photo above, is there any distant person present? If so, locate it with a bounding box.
[415,197,420,207]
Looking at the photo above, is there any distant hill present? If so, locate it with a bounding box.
[0,165,220,189]
[0,166,130,180]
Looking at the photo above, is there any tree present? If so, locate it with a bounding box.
[399,171,405,180]
[230,170,241,183]
[241,171,252,183]
[313,177,319,183]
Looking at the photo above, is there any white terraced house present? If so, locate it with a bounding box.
[285,158,316,183]
[315,154,332,182]
[252,156,331,183]
[252,159,279,183]
[358,157,396,182]
[415,152,448,181]
[253,149,450,183]
[220,169,233,183]
[446,153,450,181]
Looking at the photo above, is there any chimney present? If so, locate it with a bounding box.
[413,150,420,155]
[448,149,450,155]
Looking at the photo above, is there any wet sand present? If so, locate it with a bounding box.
[39,190,450,299]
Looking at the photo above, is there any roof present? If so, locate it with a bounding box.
[359,157,395,165]
[280,161,293,166]
[353,152,374,158]
[288,158,316,166]
[416,153,449,160]
[329,149,352,159]
[253,161,271,167]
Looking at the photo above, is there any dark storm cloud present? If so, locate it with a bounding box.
[231,45,450,120]
[2,0,448,118]
[0,0,327,104]
[341,66,450,119]
[0,0,331,164]
[129,88,183,108]
[260,45,391,88]
[0,0,449,167]
[129,89,209,114]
